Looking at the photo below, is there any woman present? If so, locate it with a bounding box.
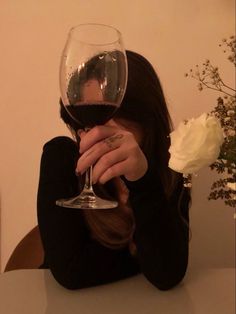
[37,51,191,290]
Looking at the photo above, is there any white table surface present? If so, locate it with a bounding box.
[0,267,235,314]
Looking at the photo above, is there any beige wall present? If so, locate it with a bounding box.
[0,0,235,271]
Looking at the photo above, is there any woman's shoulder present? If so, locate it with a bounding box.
[43,136,77,151]
[44,136,76,146]
[41,136,79,161]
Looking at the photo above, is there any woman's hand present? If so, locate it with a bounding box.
[76,121,148,184]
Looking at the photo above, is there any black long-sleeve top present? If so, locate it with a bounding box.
[37,136,190,291]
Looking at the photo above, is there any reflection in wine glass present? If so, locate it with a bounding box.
[82,79,103,102]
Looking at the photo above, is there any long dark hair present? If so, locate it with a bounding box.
[60,50,180,249]
[115,51,175,195]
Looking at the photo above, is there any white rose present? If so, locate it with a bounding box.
[168,113,224,174]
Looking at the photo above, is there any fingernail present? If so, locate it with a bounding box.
[75,170,80,176]
[77,129,85,138]
[77,129,83,136]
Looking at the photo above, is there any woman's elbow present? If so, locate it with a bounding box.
[51,272,80,290]
[49,266,87,290]
[144,266,188,291]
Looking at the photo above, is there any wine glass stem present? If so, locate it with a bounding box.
[84,166,94,193]
[82,127,95,194]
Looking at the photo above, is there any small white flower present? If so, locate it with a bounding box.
[227,182,236,191]
[168,113,224,174]
[227,129,235,137]
[227,110,235,116]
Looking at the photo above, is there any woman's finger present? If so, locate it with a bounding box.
[92,148,128,183]
[76,132,125,174]
[96,159,129,184]
[79,125,117,154]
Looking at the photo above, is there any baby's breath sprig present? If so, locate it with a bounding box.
[185,36,236,98]
[219,36,236,65]
[186,36,236,208]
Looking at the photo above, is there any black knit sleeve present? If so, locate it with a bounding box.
[37,137,139,290]
[124,166,190,291]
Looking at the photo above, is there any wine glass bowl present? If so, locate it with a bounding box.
[56,23,127,209]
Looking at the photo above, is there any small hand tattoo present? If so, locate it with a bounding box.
[104,134,124,149]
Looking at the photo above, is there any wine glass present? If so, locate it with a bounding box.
[56,23,128,209]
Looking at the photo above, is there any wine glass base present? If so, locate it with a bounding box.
[56,195,118,209]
